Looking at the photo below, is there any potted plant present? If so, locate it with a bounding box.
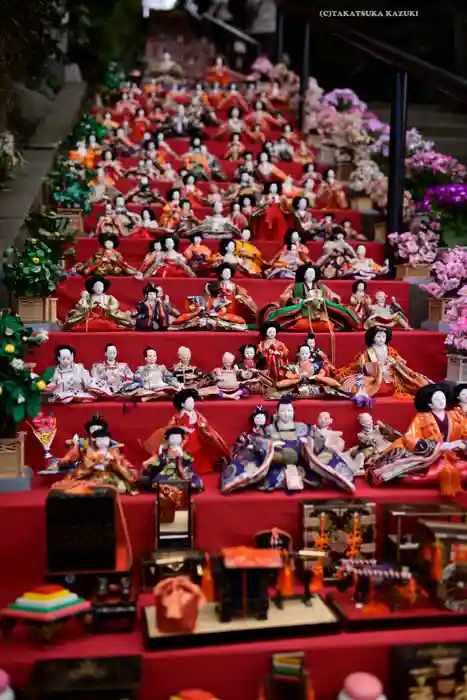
[23,210,76,268]
[388,216,440,279]
[0,310,52,485]
[423,246,467,323]
[348,158,385,212]
[405,151,466,204]
[444,288,467,383]
[3,238,66,323]
[424,184,467,247]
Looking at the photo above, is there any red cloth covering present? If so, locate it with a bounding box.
[154,576,205,634]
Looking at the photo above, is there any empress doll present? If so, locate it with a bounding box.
[215,263,258,325]
[255,151,287,183]
[133,282,180,331]
[141,235,195,278]
[251,182,289,242]
[61,276,134,332]
[292,196,318,236]
[368,383,467,496]
[257,322,289,382]
[46,345,95,404]
[141,426,204,491]
[342,244,390,281]
[336,326,430,399]
[143,388,230,475]
[260,263,361,332]
[266,228,310,280]
[234,228,265,277]
[61,427,138,494]
[349,280,373,323]
[315,168,348,209]
[171,281,248,332]
[316,229,357,280]
[128,207,159,239]
[74,232,141,277]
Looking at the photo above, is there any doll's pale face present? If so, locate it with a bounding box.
[266,326,277,339]
[259,152,268,163]
[216,57,223,67]
[244,347,255,360]
[245,153,253,162]
[104,204,112,215]
[104,151,112,161]
[145,349,157,364]
[356,282,365,293]
[242,197,251,208]
[154,241,162,251]
[168,433,183,447]
[137,109,144,118]
[240,173,249,185]
[343,220,351,229]
[375,292,386,305]
[58,348,73,368]
[187,175,195,186]
[304,267,316,284]
[117,128,124,138]
[220,267,231,280]
[277,402,294,424]
[298,345,311,361]
[291,231,300,244]
[298,198,307,211]
[324,215,332,224]
[142,210,151,222]
[156,133,164,143]
[241,229,251,241]
[253,412,266,427]
[356,245,366,258]
[232,203,240,214]
[116,196,125,208]
[317,412,332,428]
[232,134,240,142]
[141,176,149,186]
[459,388,467,404]
[183,396,195,411]
[106,344,117,361]
[94,436,110,450]
[214,201,222,213]
[163,51,170,61]
[104,239,114,250]
[178,346,191,364]
[358,413,373,429]
[226,241,235,253]
[327,169,335,180]
[93,281,105,294]
[182,202,191,213]
[192,235,202,245]
[222,352,235,367]
[269,183,278,194]
[146,292,157,302]
[172,191,180,202]
[429,390,447,411]
[165,237,175,251]
[373,330,387,347]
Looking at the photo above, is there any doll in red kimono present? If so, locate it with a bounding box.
[132,108,152,143]
[143,388,230,474]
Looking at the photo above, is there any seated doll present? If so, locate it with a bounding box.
[141,426,204,491]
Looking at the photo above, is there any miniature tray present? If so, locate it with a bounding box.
[143,595,339,650]
[327,590,467,632]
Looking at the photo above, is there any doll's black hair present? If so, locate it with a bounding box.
[165,426,186,440]
[352,280,368,293]
[160,234,179,251]
[295,263,321,284]
[97,232,120,249]
[141,207,156,221]
[263,180,282,195]
[239,344,257,358]
[85,414,108,435]
[303,162,315,173]
[228,106,242,119]
[173,388,199,411]
[85,275,110,294]
[414,382,455,413]
[238,193,257,208]
[166,187,181,202]
[284,228,302,249]
[215,262,237,280]
[143,282,161,296]
[250,405,269,422]
[148,239,163,253]
[183,173,197,185]
[364,326,392,347]
[454,383,467,403]
[292,196,308,211]
[259,321,281,338]
[90,427,111,440]
[330,226,345,240]
[219,238,235,256]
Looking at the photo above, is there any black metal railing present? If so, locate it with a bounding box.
[275,2,467,235]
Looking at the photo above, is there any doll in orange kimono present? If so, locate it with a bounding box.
[245,100,283,131]
[159,188,182,230]
[336,326,430,399]
[143,388,230,474]
[217,84,248,112]
[315,168,348,209]
[368,383,467,496]
[205,57,244,87]
[61,427,138,494]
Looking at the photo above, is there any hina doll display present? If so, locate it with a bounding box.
[213,107,248,140]
[234,228,265,277]
[336,326,430,398]
[100,149,125,179]
[188,201,239,240]
[267,342,350,401]
[316,229,357,280]
[274,136,295,162]
[257,322,289,382]
[224,133,246,161]
[251,182,289,242]
[61,276,134,331]
[363,291,411,330]
[260,263,361,332]
[74,233,141,278]
[143,388,230,474]
[183,233,212,273]
[125,177,165,205]
[176,200,201,236]
[132,107,151,142]
[87,343,137,398]
[95,203,128,237]
[245,100,283,131]
[229,202,249,231]
[170,346,212,391]
[159,188,182,230]
[129,207,159,239]
[266,229,310,279]
[133,283,180,330]
[108,197,142,236]
[205,56,244,87]
[315,169,348,209]
[342,244,390,281]
[220,397,356,493]
[60,426,138,494]
[45,345,95,404]
[237,344,273,395]
[210,351,258,400]
[140,235,196,278]
[348,412,402,469]
[215,263,258,325]
[255,151,287,183]
[88,167,121,204]
[368,383,467,496]
[342,218,367,241]
[172,281,248,332]
[141,427,204,491]
[126,347,181,401]
[349,280,373,322]
[291,196,318,235]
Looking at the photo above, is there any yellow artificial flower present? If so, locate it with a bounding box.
[36,380,46,391]
[30,239,37,244]
[0,386,3,396]
[32,257,40,264]
[4,344,15,353]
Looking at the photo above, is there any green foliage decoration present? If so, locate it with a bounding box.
[3,239,66,298]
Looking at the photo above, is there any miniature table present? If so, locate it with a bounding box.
[0,600,91,643]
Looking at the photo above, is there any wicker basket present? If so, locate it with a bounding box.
[428,298,449,323]
[0,432,25,478]
[350,195,373,212]
[16,296,57,323]
[60,208,84,234]
[446,353,467,383]
[395,264,431,280]
[374,221,387,242]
